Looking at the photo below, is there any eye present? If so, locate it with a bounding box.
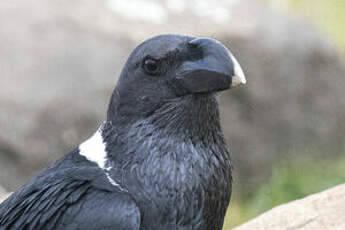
[142,58,159,75]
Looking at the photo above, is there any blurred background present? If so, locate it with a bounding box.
[0,0,344,228]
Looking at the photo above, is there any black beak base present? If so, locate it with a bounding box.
[174,69,231,95]
[172,37,245,96]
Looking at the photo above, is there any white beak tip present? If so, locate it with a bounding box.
[231,75,246,87]
[229,52,246,87]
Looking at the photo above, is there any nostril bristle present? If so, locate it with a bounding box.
[188,38,202,48]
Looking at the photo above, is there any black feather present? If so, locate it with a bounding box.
[0,34,239,230]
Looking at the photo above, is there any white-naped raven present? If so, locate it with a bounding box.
[0,34,246,230]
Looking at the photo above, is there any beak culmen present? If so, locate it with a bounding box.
[175,37,246,95]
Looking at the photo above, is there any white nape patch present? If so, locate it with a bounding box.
[79,124,126,191]
[106,173,127,192]
[229,52,247,87]
[79,125,108,170]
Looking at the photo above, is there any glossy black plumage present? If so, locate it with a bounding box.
[0,34,245,229]
[0,151,140,230]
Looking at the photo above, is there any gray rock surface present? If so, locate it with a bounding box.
[0,0,345,190]
[232,183,345,230]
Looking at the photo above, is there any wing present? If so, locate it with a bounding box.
[0,167,140,230]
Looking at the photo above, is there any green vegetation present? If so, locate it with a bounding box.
[222,1,345,228]
[223,156,345,229]
[260,0,345,52]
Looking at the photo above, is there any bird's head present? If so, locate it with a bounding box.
[107,34,246,123]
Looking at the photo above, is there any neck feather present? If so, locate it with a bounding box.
[103,94,229,163]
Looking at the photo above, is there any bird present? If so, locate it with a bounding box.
[0,34,246,230]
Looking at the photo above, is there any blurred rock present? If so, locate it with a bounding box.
[0,0,345,190]
[232,183,345,230]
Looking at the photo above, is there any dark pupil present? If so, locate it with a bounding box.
[145,59,158,73]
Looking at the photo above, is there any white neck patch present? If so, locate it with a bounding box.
[78,123,127,192]
[79,124,108,170]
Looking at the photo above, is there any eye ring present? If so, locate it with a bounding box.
[142,58,159,75]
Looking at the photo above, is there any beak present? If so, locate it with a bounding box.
[173,38,246,95]
[229,52,247,87]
